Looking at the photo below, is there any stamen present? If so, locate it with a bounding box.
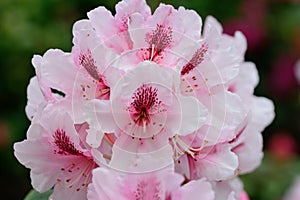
[128,84,161,127]
[102,154,112,160]
[79,50,100,81]
[181,43,208,76]
[144,24,173,61]
[53,129,83,156]
[95,78,110,100]
[103,133,115,146]
[143,120,147,133]
[150,44,155,61]
[172,135,207,159]
[57,161,96,190]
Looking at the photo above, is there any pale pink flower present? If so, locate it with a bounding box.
[14,107,97,200]
[87,167,215,200]
[33,23,121,123]
[126,3,203,66]
[85,61,207,172]
[87,0,151,53]
[15,0,276,198]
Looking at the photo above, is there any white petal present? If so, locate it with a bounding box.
[109,143,173,173]
[84,99,116,133]
[177,95,208,135]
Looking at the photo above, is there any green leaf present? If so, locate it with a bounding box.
[24,189,53,200]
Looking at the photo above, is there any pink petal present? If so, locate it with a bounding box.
[115,0,151,21]
[250,96,275,131]
[35,49,77,95]
[25,77,46,120]
[195,144,239,181]
[173,178,215,200]
[231,125,263,174]
[213,178,243,200]
[176,95,207,135]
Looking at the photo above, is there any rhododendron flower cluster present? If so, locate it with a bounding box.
[14,0,275,199]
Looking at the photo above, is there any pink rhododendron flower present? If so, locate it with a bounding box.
[14,107,97,200]
[14,0,275,199]
[85,61,207,172]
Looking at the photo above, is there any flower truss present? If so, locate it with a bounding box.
[14,0,275,199]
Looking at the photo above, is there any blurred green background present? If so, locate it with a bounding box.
[0,0,299,199]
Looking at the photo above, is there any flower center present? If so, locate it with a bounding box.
[129,84,161,129]
[143,24,173,62]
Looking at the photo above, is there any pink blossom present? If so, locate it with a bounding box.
[85,61,207,172]
[14,0,276,198]
[109,3,203,69]
[14,107,97,200]
[33,26,121,123]
[87,167,215,200]
[87,0,151,53]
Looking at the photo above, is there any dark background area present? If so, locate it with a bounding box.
[0,0,299,199]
